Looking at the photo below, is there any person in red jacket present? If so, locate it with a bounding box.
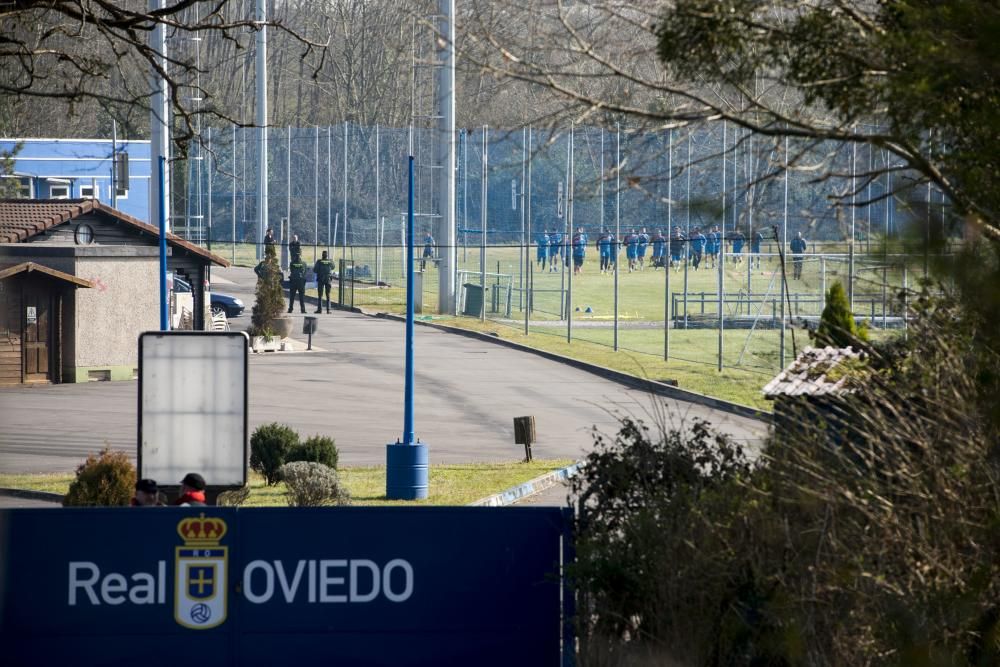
[173,472,207,506]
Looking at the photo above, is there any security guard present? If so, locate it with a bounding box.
[287,255,307,313]
[313,250,335,313]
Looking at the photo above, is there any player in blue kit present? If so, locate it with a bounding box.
[572,227,588,275]
[536,230,550,269]
[636,228,650,270]
[731,229,745,264]
[651,229,667,269]
[548,230,563,272]
[597,229,615,273]
[624,229,639,272]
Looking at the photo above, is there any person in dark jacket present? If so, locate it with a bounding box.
[173,473,207,506]
[131,479,166,506]
[790,231,807,279]
[288,234,302,262]
[313,250,335,313]
[287,256,307,313]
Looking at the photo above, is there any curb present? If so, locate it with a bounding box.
[469,462,582,507]
[0,487,63,503]
[375,313,771,422]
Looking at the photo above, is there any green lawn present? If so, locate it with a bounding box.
[0,459,573,507]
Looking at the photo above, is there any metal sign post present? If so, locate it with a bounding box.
[386,156,429,500]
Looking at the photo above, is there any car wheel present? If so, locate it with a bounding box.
[212,305,226,318]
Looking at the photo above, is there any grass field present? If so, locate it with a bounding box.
[0,459,573,507]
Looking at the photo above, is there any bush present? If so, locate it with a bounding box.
[63,447,136,507]
[279,461,350,507]
[286,434,339,470]
[814,280,869,348]
[250,422,299,485]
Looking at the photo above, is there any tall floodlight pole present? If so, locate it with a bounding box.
[437,0,457,314]
[665,129,672,361]
[314,125,320,262]
[255,0,268,260]
[480,126,488,322]
[231,125,237,263]
[148,0,170,230]
[614,123,620,351]
[328,127,332,252]
[525,126,532,336]
[285,126,291,271]
[519,127,527,307]
[684,131,692,328]
[566,126,574,344]
[206,127,213,250]
[158,156,169,330]
[780,134,789,368]
[343,122,348,253]
[718,121,726,372]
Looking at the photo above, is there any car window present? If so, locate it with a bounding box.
[173,277,192,293]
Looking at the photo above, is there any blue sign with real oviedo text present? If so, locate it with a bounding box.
[0,507,573,666]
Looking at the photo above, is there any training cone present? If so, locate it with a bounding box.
[585,306,593,313]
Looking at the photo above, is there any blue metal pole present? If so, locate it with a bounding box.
[385,154,428,500]
[158,156,168,331]
[403,155,415,445]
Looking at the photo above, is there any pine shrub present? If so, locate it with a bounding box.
[63,447,136,507]
[249,241,284,337]
[815,281,869,348]
[250,422,299,485]
[286,434,339,470]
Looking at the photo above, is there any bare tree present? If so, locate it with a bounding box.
[0,0,328,151]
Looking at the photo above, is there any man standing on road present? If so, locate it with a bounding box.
[313,250,335,313]
[790,231,807,280]
[288,255,307,313]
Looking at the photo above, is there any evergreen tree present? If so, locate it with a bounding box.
[815,281,868,349]
[249,242,284,337]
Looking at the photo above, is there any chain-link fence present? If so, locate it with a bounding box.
[182,121,951,377]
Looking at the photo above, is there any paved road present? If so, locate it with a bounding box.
[0,267,769,474]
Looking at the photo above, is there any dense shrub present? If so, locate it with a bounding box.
[250,423,299,485]
[216,485,251,507]
[573,293,1000,664]
[286,434,339,470]
[279,461,350,507]
[63,447,136,507]
[248,240,284,337]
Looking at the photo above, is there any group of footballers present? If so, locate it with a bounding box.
[534,226,770,275]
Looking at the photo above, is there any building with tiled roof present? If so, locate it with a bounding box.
[0,199,228,385]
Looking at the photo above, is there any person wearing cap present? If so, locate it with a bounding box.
[131,479,165,507]
[174,473,207,506]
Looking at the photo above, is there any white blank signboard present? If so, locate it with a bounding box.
[139,332,247,487]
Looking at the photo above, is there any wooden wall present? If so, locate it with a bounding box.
[0,280,23,385]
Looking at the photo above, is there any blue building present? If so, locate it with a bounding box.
[0,138,150,223]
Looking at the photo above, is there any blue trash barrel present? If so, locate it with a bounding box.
[385,442,429,500]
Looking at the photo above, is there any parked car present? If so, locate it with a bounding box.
[173,277,245,318]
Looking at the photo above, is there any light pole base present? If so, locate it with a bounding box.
[385,442,429,500]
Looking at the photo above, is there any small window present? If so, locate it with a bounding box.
[50,185,69,199]
[111,184,128,200]
[80,185,97,199]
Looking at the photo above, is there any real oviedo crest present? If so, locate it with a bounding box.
[174,514,228,630]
